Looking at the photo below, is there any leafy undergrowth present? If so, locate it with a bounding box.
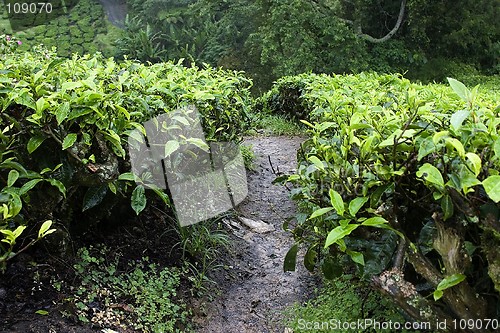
[284,274,417,333]
[71,246,190,332]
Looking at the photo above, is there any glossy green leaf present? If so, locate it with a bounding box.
[308,156,325,171]
[324,224,358,248]
[309,207,333,219]
[46,179,66,198]
[283,243,298,272]
[416,163,444,188]
[131,185,147,215]
[465,152,481,176]
[346,250,364,266]
[348,197,368,216]
[329,189,344,216]
[361,216,389,227]
[19,179,43,195]
[56,102,70,125]
[450,110,470,131]
[186,138,209,152]
[445,138,465,158]
[441,195,454,220]
[447,78,469,103]
[482,175,500,203]
[303,245,317,272]
[38,220,56,238]
[82,185,108,211]
[27,135,47,154]
[62,133,77,150]
[7,170,19,187]
[434,273,466,300]
[417,137,435,161]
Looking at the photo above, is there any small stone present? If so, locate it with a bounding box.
[238,217,275,233]
[0,288,6,299]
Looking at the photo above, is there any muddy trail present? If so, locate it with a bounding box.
[193,136,318,333]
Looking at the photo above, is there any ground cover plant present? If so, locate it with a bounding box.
[267,72,500,331]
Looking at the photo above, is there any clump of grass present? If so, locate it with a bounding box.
[246,112,304,136]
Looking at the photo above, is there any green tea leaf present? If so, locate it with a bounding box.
[465,152,481,176]
[131,185,147,215]
[346,250,364,266]
[329,189,344,216]
[19,179,43,195]
[164,140,180,158]
[62,133,77,150]
[348,197,368,216]
[482,175,500,203]
[441,195,454,220]
[46,179,66,198]
[361,216,389,227]
[7,170,19,187]
[303,245,317,272]
[56,102,70,125]
[308,156,325,171]
[309,207,333,219]
[62,81,82,91]
[416,163,444,188]
[325,224,358,248]
[82,185,108,211]
[417,137,436,161]
[447,78,469,103]
[38,220,55,238]
[435,273,466,300]
[450,110,470,131]
[445,138,465,158]
[27,135,47,154]
[118,172,137,182]
[283,244,298,272]
[494,138,500,158]
[186,138,209,152]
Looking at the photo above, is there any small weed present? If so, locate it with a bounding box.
[173,217,230,296]
[71,246,191,332]
[240,144,257,171]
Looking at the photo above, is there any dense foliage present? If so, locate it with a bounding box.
[265,72,500,330]
[0,36,251,268]
[117,0,498,92]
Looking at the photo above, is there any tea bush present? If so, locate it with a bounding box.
[0,35,252,266]
[272,72,500,330]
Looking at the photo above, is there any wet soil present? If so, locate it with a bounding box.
[193,136,318,333]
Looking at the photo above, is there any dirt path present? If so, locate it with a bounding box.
[193,136,318,333]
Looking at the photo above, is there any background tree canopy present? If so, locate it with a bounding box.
[118,0,499,92]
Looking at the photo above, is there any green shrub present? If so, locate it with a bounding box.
[0,36,252,269]
[277,72,499,329]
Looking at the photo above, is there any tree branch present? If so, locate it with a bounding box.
[357,0,407,43]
